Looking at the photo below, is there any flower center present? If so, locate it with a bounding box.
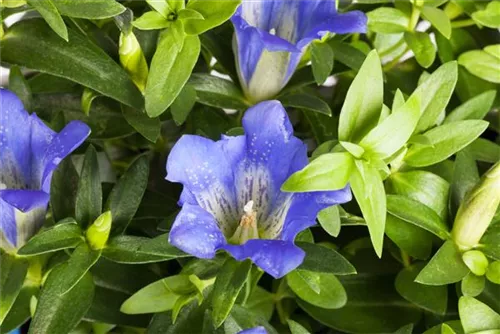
[229,200,259,244]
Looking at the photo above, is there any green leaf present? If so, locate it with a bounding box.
[421,7,451,39]
[281,152,354,192]
[338,50,383,142]
[412,61,458,133]
[50,158,79,222]
[485,44,500,59]
[171,85,197,126]
[184,0,241,35]
[1,284,39,333]
[178,8,205,21]
[8,66,32,111]
[387,171,450,220]
[26,0,68,41]
[450,150,479,217]
[385,214,433,260]
[122,105,161,143]
[17,220,83,255]
[80,88,101,116]
[297,242,356,275]
[133,11,170,30]
[102,234,187,264]
[1,19,143,109]
[75,145,102,227]
[311,41,334,85]
[415,241,470,285]
[404,31,436,68]
[359,94,420,159]
[288,319,311,334]
[59,243,100,294]
[212,258,252,327]
[471,1,500,28]
[280,93,332,116]
[106,155,149,235]
[459,296,500,333]
[145,23,200,117]
[444,90,496,123]
[52,0,125,19]
[28,265,95,334]
[469,138,500,163]
[459,50,500,84]
[287,270,347,309]
[328,40,367,71]
[367,7,409,33]
[0,252,28,324]
[146,0,172,17]
[339,141,365,158]
[423,321,464,334]
[461,273,485,297]
[350,160,386,257]
[395,263,448,314]
[188,74,248,110]
[386,195,449,239]
[317,205,341,237]
[405,120,489,167]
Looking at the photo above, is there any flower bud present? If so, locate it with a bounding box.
[86,211,112,250]
[486,261,500,284]
[119,31,148,92]
[462,250,489,276]
[451,162,500,250]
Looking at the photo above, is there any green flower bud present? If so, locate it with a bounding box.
[452,162,500,250]
[119,31,149,92]
[462,250,489,276]
[486,261,500,284]
[86,211,112,250]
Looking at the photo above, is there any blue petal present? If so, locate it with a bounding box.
[38,120,91,192]
[238,326,267,334]
[223,239,305,278]
[168,204,226,259]
[0,190,50,212]
[281,186,352,241]
[166,135,240,234]
[0,89,31,189]
[0,198,16,247]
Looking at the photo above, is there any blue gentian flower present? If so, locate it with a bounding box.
[166,101,351,278]
[231,0,367,103]
[239,326,267,334]
[0,89,90,250]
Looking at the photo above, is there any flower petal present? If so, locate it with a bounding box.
[166,135,239,234]
[39,120,91,192]
[168,204,226,259]
[0,189,50,213]
[238,327,267,334]
[282,186,352,241]
[223,239,305,279]
[0,198,16,247]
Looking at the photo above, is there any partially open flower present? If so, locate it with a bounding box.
[166,101,351,278]
[0,89,90,250]
[231,0,366,103]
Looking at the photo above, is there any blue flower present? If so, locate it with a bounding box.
[0,89,90,250]
[166,101,351,278]
[231,0,367,103]
[238,326,267,334]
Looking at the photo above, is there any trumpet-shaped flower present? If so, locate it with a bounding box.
[0,89,90,250]
[231,0,367,103]
[166,101,351,278]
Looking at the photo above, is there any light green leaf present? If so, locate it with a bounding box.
[459,50,500,84]
[287,271,347,309]
[404,31,436,68]
[461,273,485,297]
[0,252,28,324]
[392,89,405,112]
[318,205,341,237]
[444,90,496,123]
[459,296,500,333]
[52,0,125,19]
[288,319,311,334]
[469,138,500,163]
[421,6,451,39]
[485,44,500,59]
[338,50,383,142]
[27,0,68,41]
[471,1,500,28]
[133,11,170,30]
[145,23,200,117]
[405,120,489,167]
[415,241,470,285]
[281,152,354,192]
[184,0,241,35]
[339,141,365,159]
[311,41,334,85]
[367,7,409,34]
[350,160,386,257]
[146,0,170,17]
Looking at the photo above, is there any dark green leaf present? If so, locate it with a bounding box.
[18,220,83,255]
[280,93,332,116]
[288,319,311,334]
[297,242,356,275]
[450,150,479,217]
[59,243,100,294]
[8,66,32,111]
[27,0,68,41]
[444,90,496,123]
[328,40,367,72]
[287,271,347,309]
[385,214,433,260]
[52,0,125,19]
[469,138,500,163]
[171,85,197,126]
[1,19,143,109]
[461,273,485,297]
[75,145,102,227]
[189,73,248,110]
[1,284,39,333]
[311,41,334,85]
[50,157,79,222]
[0,252,28,324]
[122,105,161,143]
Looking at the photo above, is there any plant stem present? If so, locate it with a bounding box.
[451,19,476,28]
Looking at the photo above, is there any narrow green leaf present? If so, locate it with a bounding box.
[404,31,436,68]
[444,90,496,123]
[338,50,383,142]
[212,258,252,328]
[280,93,332,116]
[415,241,470,285]
[59,243,100,294]
[184,0,241,35]
[171,85,197,126]
[122,105,161,143]
[449,150,479,217]
[28,266,94,334]
[367,7,409,33]
[188,73,248,110]
[133,11,170,30]
[106,155,149,235]
[311,41,334,85]
[421,7,451,39]
[27,0,68,41]
[145,23,200,117]
[282,152,354,192]
[405,120,489,167]
[50,158,79,222]
[8,66,32,111]
[297,242,356,275]
[1,19,143,109]
[287,271,347,309]
[350,160,386,257]
[17,220,83,255]
[52,0,125,19]
[459,50,500,84]
[75,145,102,227]
[0,252,28,324]
[458,296,500,333]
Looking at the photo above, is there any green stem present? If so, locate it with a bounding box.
[451,19,476,28]
[408,6,421,31]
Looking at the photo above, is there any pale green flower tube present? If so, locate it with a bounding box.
[119,31,149,92]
